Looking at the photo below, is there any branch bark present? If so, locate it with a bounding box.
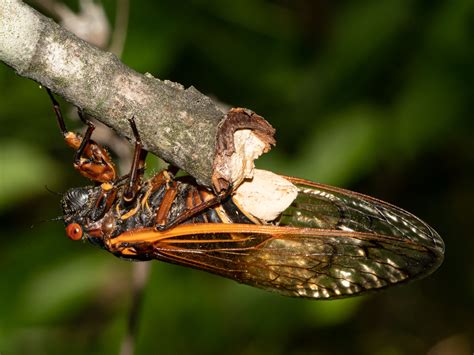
[0,0,275,190]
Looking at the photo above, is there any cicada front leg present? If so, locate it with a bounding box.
[46,88,117,183]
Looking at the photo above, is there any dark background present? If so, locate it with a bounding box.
[1,0,473,354]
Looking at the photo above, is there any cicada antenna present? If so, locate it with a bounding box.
[30,215,64,229]
[44,185,63,196]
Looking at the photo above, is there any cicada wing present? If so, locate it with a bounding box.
[112,222,442,299]
[110,175,444,299]
[281,176,444,263]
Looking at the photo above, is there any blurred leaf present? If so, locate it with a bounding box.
[292,105,382,185]
[295,0,412,109]
[427,0,474,56]
[17,254,127,323]
[306,297,363,327]
[0,140,59,211]
[192,0,298,39]
[392,73,463,157]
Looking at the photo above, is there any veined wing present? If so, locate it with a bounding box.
[110,218,443,299]
[281,176,444,259]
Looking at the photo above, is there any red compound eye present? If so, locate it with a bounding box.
[66,223,83,241]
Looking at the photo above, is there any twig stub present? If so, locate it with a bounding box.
[212,108,276,192]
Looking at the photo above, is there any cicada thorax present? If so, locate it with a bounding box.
[99,175,260,261]
[63,171,258,257]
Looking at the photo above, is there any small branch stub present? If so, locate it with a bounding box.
[213,108,276,192]
[0,0,276,191]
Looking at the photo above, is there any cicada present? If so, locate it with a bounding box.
[49,90,444,299]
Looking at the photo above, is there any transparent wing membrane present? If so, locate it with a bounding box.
[283,177,444,254]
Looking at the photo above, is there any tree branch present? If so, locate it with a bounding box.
[0,0,275,190]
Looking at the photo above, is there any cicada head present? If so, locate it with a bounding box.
[61,186,103,241]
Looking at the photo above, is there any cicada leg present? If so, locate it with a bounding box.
[123,116,148,202]
[46,88,68,137]
[74,109,96,166]
[154,183,233,231]
[46,88,117,183]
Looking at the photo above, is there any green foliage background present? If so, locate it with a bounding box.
[1,0,473,354]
